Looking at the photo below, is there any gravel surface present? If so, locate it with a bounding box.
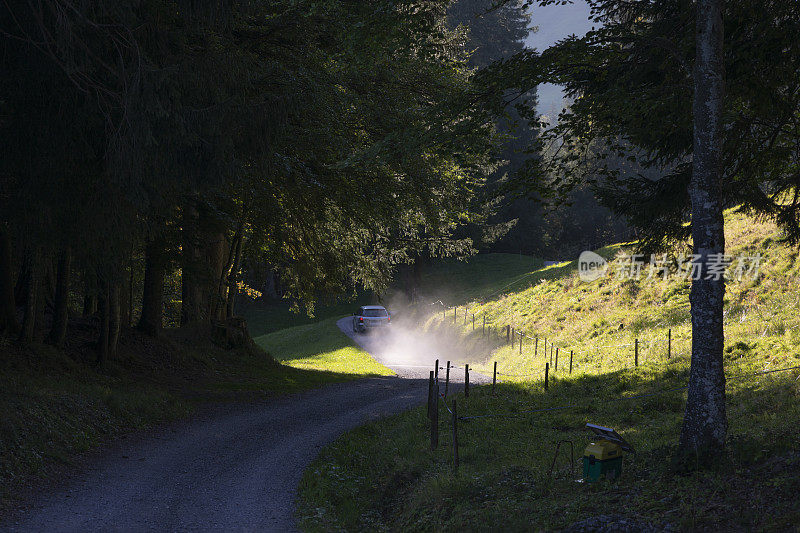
[4,318,485,532]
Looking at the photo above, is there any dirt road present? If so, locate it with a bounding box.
[4,318,482,532]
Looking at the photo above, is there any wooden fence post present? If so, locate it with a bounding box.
[430,381,439,450]
[534,337,538,358]
[435,359,439,383]
[667,329,671,359]
[492,361,497,395]
[635,338,639,367]
[452,399,459,471]
[465,364,470,398]
[427,371,434,418]
[555,347,559,371]
[445,360,450,398]
[511,327,515,349]
[472,313,475,330]
[454,306,456,323]
[544,362,549,391]
[506,325,510,344]
[570,350,573,374]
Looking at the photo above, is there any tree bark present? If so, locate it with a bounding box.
[120,262,131,329]
[18,248,39,343]
[109,283,120,359]
[83,273,97,317]
[97,284,110,365]
[42,257,56,311]
[48,246,71,346]
[208,231,229,321]
[181,198,204,325]
[137,238,165,337]
[226,232,243,318]
[14,256,30,308]
[679,0,727,457]
[0,225,19,335]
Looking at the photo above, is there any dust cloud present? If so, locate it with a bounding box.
[353,295,499,378]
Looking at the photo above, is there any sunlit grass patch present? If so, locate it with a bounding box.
[254,317,393,377]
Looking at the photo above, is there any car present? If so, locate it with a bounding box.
[352,305,390,333]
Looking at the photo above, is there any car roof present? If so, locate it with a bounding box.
[361,305,387,310]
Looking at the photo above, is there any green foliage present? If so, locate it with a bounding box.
[489,1,800,251]
[0,0,504,328]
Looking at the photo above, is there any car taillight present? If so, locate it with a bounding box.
[359,317,363,321]
[387,316,390,322]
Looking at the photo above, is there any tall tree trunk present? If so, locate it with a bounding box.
[48,246,71,346]
[0,225,19,335]
[120,262,131,329]
[127,259,134,327]
[181,198,203,325]
[109,283,120,359]
[42,257,56,311]
[97,284,110,365]
[679,0,727,457]
[83,271,97,317]
[208,231,229,321]
[138,238,165,337]
[14,256,30,308]
[18,248,39,343]
[226,233,243,318]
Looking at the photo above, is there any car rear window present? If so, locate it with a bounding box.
[363,308,388,317]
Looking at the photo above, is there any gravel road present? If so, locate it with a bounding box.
[4,318,484,532]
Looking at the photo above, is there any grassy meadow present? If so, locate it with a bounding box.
[296,208,800,531]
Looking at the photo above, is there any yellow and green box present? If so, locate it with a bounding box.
[582,439,623,482]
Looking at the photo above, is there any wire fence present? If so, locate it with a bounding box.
[425,358,800,470]
[419,297,800,472]
[426,299,685,381]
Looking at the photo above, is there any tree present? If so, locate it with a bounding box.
[1,0,499,349]
[488,0,799,457]
[680,0,726,455]
[447,0,541,253]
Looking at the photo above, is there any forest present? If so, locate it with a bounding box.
[0,0,641,364]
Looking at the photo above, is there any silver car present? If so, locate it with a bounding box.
[352,305,390,333]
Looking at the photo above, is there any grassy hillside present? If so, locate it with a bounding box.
[296,209,800,531]
[411,254,544,304]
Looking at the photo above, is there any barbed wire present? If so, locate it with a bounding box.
[455,364,800,422]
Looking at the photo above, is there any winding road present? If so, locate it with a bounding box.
[3,317,483,532]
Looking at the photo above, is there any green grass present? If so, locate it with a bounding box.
[296,208,800,531]
[253,317,393,377]
[244,296,373,337]
[413,254,544,304]
[298,362,800,531]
